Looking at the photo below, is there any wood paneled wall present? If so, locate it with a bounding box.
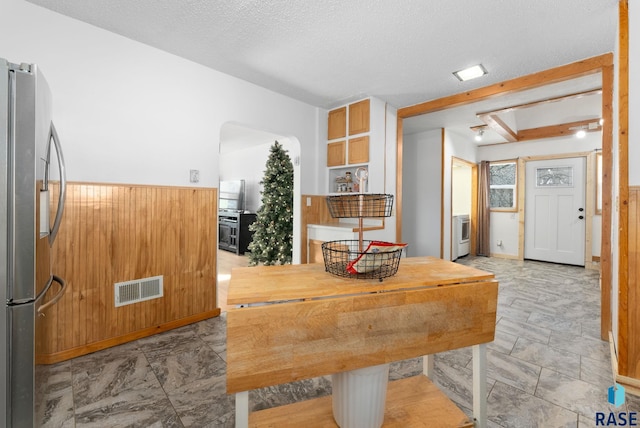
[624,186,640,379]
[36,183,219,363]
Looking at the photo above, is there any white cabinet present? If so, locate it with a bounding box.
[326,97,386,194]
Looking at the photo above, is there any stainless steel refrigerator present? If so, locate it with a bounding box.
[0,59,67,427]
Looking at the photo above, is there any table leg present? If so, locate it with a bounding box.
[235,391,249,428]
[423,354,434,379]
[472,344,487,428]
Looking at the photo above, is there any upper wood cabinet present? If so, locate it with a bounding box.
[328,107,347,140]
[348,99,370,135]
[348,136,369,164]
[327,140,346,167]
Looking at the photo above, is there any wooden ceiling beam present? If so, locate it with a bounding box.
[477,113,519,142]
[398,54,612,119]
[516,119,601,142]
[477,88,602,117]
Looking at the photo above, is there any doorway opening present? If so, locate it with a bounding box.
[396,54,613,339]
[217,122,301,311]
[451,157,477,261]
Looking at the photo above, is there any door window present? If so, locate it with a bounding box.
[535,166,573,187]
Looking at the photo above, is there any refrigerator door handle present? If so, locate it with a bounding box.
[43,122,67,245]
[36,275,67,315]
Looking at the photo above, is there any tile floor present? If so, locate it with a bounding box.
[39,257,640,427]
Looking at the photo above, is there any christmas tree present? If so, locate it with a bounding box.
[248,141,294,266]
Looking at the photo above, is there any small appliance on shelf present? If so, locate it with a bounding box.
[322,167,406,281]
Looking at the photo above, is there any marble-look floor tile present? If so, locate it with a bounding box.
[250,376,332,411]
[165,374,234,428]
[581,318,603,340]
[486,349,541,395]
[497,304,531,323]
[75,390,182,428]
[36,361,75,428]
[487,381,578,428]
[72,349,158,408]
[487,329,518,355]
[432,358,496,411]
[548,331,610,362]
[71,342,183,427]
[509,297,561,318]
[510,337,581,379]
[146,339,227,392]
[137,324,199,357]
[388,357,422,381]
[435,347,473,370]
[496,317,551,345]
[624,392,640,412]
[535,368,619,418]
[579,413,599,427]
[456,404,504,428]
[194,313,227,357]
[575,393,640,427]
[526,311,582,335]
[580,355,614,389]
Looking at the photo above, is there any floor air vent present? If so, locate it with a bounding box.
[114,275,163,307]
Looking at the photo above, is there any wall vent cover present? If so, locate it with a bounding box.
[114,275,163,307]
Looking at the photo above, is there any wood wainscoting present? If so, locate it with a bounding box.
[621,186,640,380]
[36,182,220,364]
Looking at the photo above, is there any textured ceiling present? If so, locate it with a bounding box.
[25,0,617,109]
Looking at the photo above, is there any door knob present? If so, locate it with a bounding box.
[578,215,584,220]
[578,208,584,212]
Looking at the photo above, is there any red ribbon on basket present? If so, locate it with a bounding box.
[346,241,408,274]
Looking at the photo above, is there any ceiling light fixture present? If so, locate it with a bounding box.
[475,129,484,142]
[453,64,488,82]
[576,130,587,139]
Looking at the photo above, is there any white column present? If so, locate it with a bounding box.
[423,354,434,378]
[472,344,487,428]
[235,391,249,428]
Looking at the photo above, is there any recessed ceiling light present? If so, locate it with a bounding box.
[576,130,587,139]
[453,64,488,82]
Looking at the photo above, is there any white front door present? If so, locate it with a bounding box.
[524,157,586,266]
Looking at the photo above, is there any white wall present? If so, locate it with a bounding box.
[478,132,602,258]
[452,165,472,216]
[0,0,321,192]
[401,129,442,257]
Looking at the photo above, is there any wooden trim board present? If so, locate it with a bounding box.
[36,309,219,364]
[617,0,631,374]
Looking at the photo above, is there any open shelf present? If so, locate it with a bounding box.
[249,375,473,427]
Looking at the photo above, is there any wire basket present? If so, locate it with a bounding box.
[325,194,394,218]
[321,240,404,280]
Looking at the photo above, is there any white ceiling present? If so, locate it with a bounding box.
[25,0,617,111]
